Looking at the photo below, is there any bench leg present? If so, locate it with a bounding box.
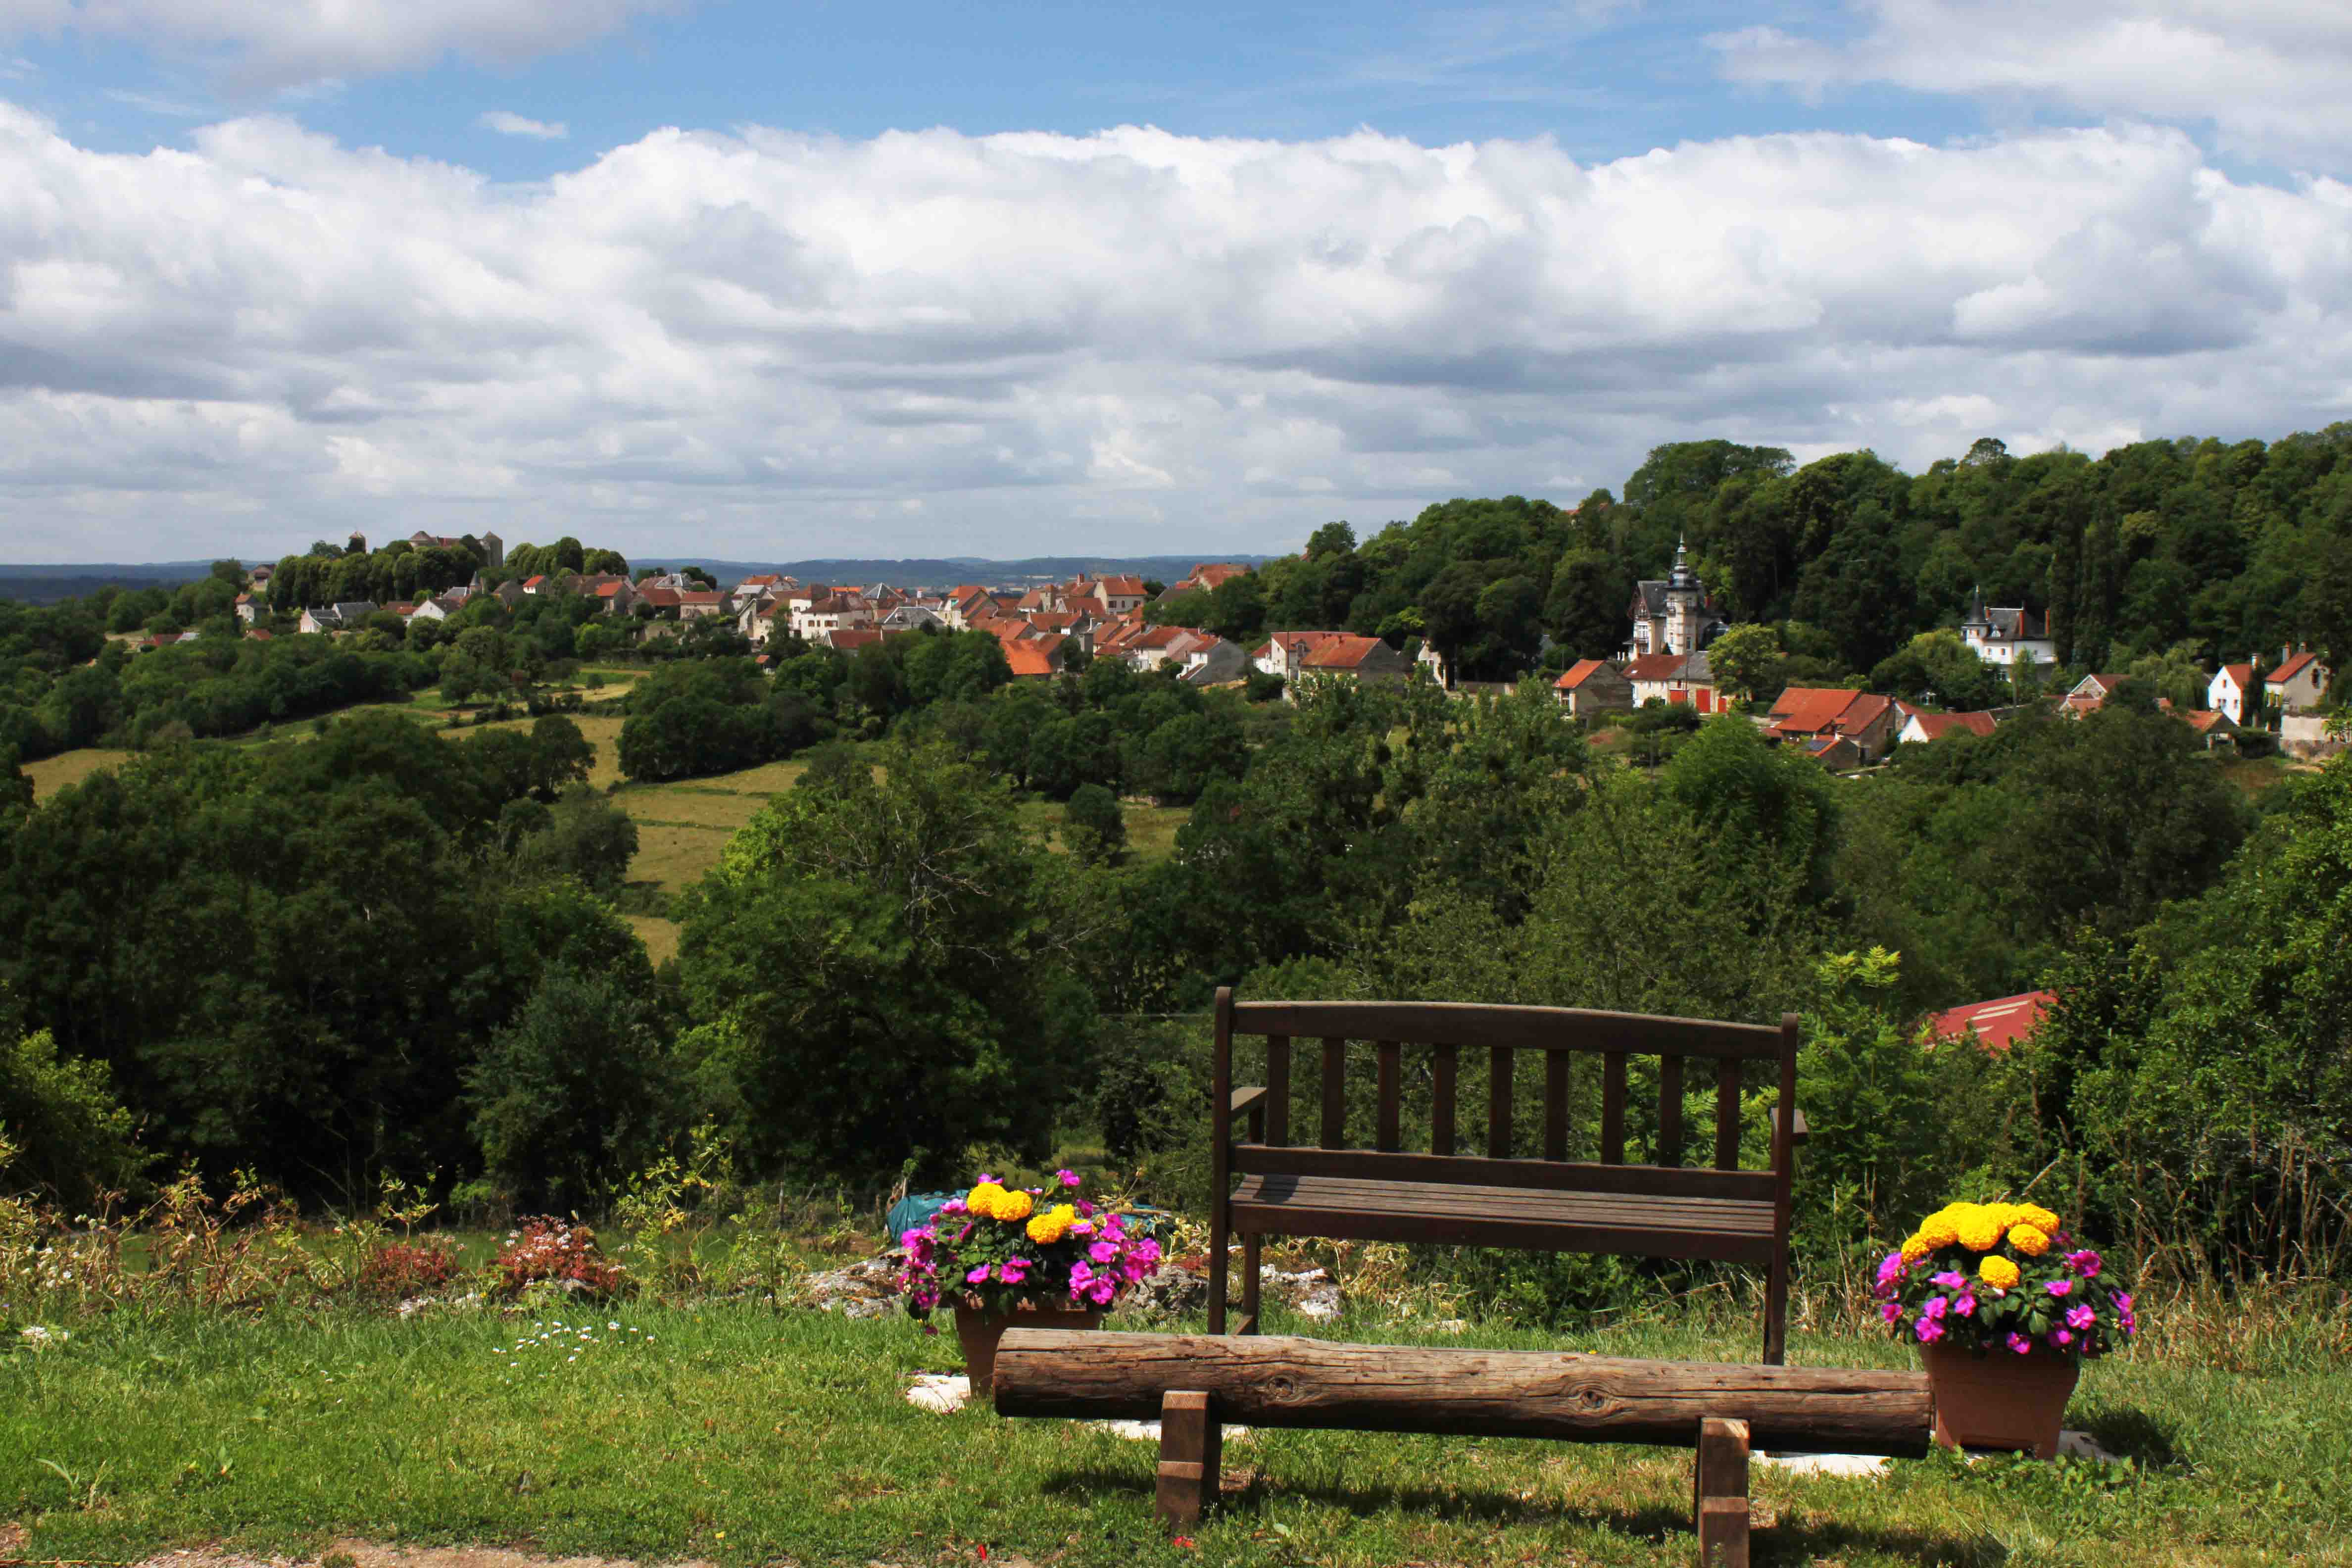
[1155,1390,1222,1530]
[1207,1208,1229,1335]
[1694,1417,1751,1568]
[1763,1250,1790,1367]
[1240,1233,1262,1333]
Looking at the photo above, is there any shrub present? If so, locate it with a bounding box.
[355,1239,461,1301]
[490,1217,628,1300]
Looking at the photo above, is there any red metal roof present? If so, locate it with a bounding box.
[1926,992,2054,1053]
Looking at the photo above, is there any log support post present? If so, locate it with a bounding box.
[1694,1416,1751,1568]
[1155,1390,1221,1528]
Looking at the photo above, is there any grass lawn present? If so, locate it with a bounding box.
[444,714,633,790]
[1016,798,1189,863]
[22,747,137,801]
[5,1301,2344,1568]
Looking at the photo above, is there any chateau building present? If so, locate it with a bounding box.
[1625,540,1724,658]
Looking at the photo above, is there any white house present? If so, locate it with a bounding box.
[1958,589,2058,667]
[2208,662,2257,725]
[2265,650,2331,715]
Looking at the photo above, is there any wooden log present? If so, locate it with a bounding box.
[995,1331,1933,1457]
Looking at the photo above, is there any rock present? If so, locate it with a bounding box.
[1118,1263,1209,1320]
[803,1254,904,1318]
[905,1373,969,1414]
[1259,1266,1341,1321]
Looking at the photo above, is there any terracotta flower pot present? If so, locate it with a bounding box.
[953,1299,1106,1400]
[1921,1342,2081,1459]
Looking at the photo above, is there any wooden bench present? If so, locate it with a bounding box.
[994,1328,1933,1567]
[1208,988,1808,1362]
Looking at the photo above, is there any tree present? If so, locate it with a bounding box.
[1704,623,1781,705]
[1062,783,1127,866]
[1543,548,1633,658]
[0,1019,146,1208]
[468,965,680,1211]
[675,741,1095,1182]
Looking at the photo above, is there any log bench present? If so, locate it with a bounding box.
[995,1328,1933,1567]
[1208,988,1810,1362]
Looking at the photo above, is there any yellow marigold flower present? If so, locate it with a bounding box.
[2015,1203,2060,1233]
[1917,1215,1960,1249]
[967,1182,1008,1220]
[1899,1234,1932,1264]
[1955,1208,2005,1252]
[995,1188,1035,1223]
[2009,1223,2051,1256]
[1027,1204,1075,1246]
[1979,1255,2021,1290]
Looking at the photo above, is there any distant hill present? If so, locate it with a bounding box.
[0,554,1281,603]
[0,562,222,603]
[633,555,1283,590]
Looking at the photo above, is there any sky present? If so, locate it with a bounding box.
[3,2,2352,563]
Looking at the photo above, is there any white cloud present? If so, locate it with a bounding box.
[2,103,2351,561]
[0,0,681,90]
[479,109,566,141]
[1713,1,2352,168]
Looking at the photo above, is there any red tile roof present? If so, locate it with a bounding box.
[2269,651,2321,686]
[1301,634,1390,670]
[1905,710,1999,740]
[2216,662,2255,692]
[1004,642,1060,678]
[1926,992,2054,1053]
[1554,658,1617,689]
[1769,686,1887,736]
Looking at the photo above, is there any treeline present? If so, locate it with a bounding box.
[1153,430,2352,691]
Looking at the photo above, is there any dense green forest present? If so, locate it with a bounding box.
[4,427,2350,1316]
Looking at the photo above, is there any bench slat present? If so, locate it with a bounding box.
[1544,1050,1569,1162]
[1376,1041,1401,1152]
[1601,1052,1626,1165]
[1231,1175,1776,1263]
[1431,1043,1456,1156]
[1715,1057,1742,1171]
[1488,1046,1513,1160]
[1321,1037,1347,1149]
[1232,1000,1783,1059]
[1659,1054,1684,1169]
[1265,1035,1290,1146]
[1230,1143,1774,1201]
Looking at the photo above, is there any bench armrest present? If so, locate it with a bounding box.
[1230,1086,1268,1117]
[1779,1107,1809,1145]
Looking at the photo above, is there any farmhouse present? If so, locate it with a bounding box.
[2208,662,2257,725]
[2265,650,2331,714]
[1623,650,1718,711]
[1552,658,1633,718]
[1766,686,1897,762]
[1957,590,2056,667]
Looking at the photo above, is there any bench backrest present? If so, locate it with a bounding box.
[1213,991,1801,1205]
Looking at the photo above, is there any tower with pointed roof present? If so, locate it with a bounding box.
[1664,538,1705,655]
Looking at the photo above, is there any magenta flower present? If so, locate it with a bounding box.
[1931,1270,1967,1290]
[1952,1292,1977,1318]
[2051,1327,2074,1348]
[1134,1238,1162,1268]
[1915,1317,1945,1344]
[965,1265,989,1284]
[1076,1199,1097,1218]
[1057,1168,1082,1188]
[899,1228,931,1251]
[2045,1278,2074,1298]
[1088,1239,1119,1264]
[1880,1301,1904,1324]
[1876,1252,1907,1286]
[2007,1332,2032,1355]
[939,1198,968,1215]
[2113,1291,2134,1314]
[1922,1296,1948,1321]
[979,1173,999,1184]
[997,1257,1030,1285]
[2066,1303,2096,1330]
[2065,1249,2103,1277]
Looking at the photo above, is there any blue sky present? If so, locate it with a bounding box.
[2,1,2351,562]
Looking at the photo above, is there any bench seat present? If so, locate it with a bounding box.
[1230,1173,1779,1265]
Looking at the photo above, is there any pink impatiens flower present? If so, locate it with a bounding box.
[1921,1296,1948,1321]
[1915,1317,1945,1344]
[1880,1301,1904,1324]
[2065,1249,2103,1277]
[2066,1303,2096,1331]
[1952,1292,1977,1318]
[1931,1270,1968,1290]
[2007,1332,2032,1355]
[2046,1278,2074,1297]
[965,1265,990,1284]
[996,1257,1029,1285]
[2051,1327,2075,1348]
[1056,1168,1083,1188]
